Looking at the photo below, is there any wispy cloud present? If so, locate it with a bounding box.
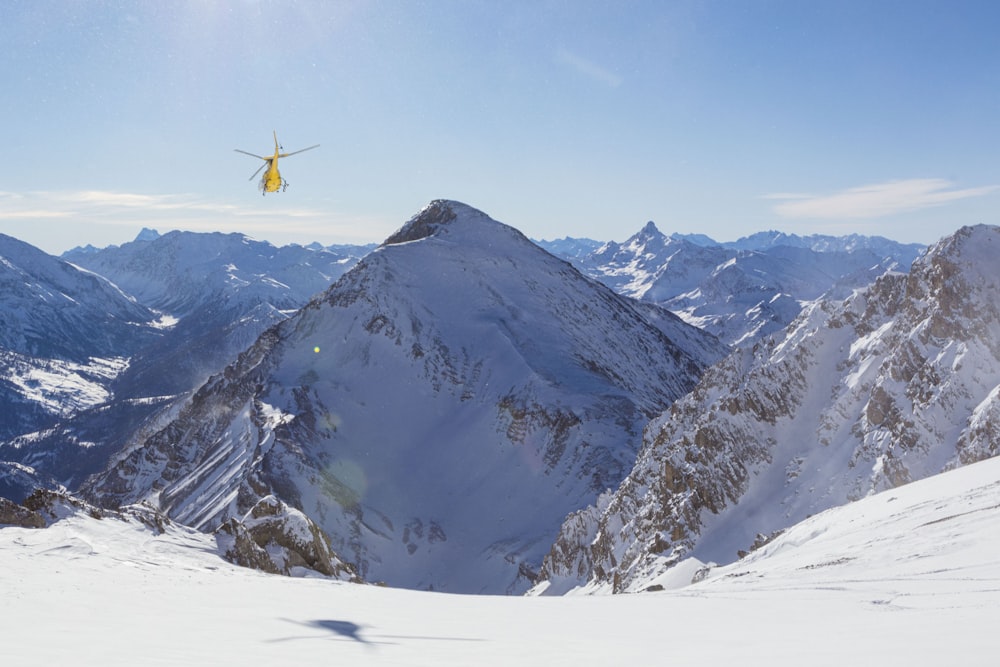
[765,179,1000,219]
[555,48,622,88]
[0,190,391,245]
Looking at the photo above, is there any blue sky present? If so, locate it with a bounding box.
[3,0,999,254]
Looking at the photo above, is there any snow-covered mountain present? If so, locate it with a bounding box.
[85,200,727,593]
[553,222,923,346]
[0,234,161,439]
[535,224,1000,594]
[4,453,999,665]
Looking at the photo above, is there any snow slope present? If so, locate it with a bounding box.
[3,454,998,666]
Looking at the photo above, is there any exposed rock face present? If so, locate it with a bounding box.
[0,487,359,581]
[536,225,1000,594]
[216,495,360,580]
[382,199,458,244]
[85,200,727,593]
[0,497,45,528]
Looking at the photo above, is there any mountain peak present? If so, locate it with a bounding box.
[613,220,667,255]
[925,224,998,265]
[383,200,487,245]
[135,227,160,242]
[900,224,1000,332]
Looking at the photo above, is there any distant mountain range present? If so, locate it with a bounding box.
[538,223,923,346]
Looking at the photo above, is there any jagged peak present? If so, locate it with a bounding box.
[901,224,1000,319]
[923,224,998,264]
[639,220,660,236]
[631,220,663,241]
[908,224,999,286]
[135,227,161,242]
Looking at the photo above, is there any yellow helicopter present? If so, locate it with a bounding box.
[235,131,319,195]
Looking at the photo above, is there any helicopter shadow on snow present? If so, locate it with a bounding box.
[271,618,485,647]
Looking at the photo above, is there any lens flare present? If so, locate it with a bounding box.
[322,458,368,508]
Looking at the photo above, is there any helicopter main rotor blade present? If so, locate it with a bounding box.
[249,163,266,181]
[278,144,320,158]
[234,148,268,160]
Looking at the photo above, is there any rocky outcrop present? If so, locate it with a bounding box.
[0,497,45,528]
[4,487,172,535]
[216,495,361,580]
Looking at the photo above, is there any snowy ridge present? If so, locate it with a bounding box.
[62,229,371,399]
[536,224,1000,594]
[85,200,727,593]
[723,229,925,255]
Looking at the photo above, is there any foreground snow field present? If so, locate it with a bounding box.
[3,456,1000,666]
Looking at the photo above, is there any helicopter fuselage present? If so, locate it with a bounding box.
[235,131,319,195]
[261,154,283,193]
